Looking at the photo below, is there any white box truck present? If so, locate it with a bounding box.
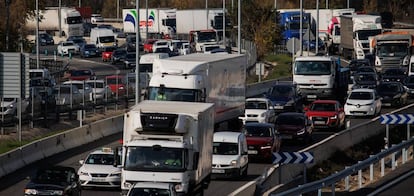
[122,8,176,38]
[117,100,214,195]
[90,27,117,49]
[146,53,246,129]
[25,7,83,37]
[175,9,224,37]
[339,14,382,59]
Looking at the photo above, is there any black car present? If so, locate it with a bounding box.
[381,68,407,83]
[123,52,137,69]
[275,112,313,144]
[403,75,414,97]
[24,166,81,196]
[125,35,144,52]
[266,81,303,113]
[39,33,54,46]
[111,49,127,65]
[352,72,380,89]
[348,59,372,74]
[377,81,408,107]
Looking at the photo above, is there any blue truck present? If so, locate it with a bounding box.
[279,10,312,44]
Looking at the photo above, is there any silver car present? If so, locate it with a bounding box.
[85,79,112,102]
[63,80,94,102]
[53,85,83,110]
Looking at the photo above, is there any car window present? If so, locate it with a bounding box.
[311,103,335,111]
[349,91,373,100]
[85,153,115,165]
[246,101,267,109]
[87,82,105,88]
[244,126,273,137]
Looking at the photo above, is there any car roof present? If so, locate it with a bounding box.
[277,112,305,117]
[89,147,114,155]
[244,122,275,127]
[350,88,375,93]
[311,100,338,104]
[214,131,243,143]
[246,97,270,102]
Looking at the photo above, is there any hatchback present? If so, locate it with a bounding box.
[275,112,313,143]
[377,81,408,107]
[243,123,281,161]
[344,88,382,117]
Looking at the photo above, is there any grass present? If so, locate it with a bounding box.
[307,125,408,182]
[247,54,293,84]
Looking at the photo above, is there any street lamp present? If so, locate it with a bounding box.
[135,0,140,104]
[5,0,11,51]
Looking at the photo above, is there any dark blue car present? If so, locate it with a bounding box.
[266,81,303,113]
[80,44,99,58]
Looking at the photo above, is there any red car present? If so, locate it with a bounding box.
[304,100,346,131]
[243,122,281,161]
[102,46,117,62]
[67,69,95,81]
[105,75,133,97]
[143,39,158,53]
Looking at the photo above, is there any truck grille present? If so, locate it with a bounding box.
[381,59,402,66]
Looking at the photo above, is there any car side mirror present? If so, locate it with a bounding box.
[79,160,84,165]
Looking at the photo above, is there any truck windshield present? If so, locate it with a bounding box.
[213,142,239,155]
[125,147,186,172]
[356,29,382,40]
[288,22,308,30]
[67,16,82,24]
[294,61,332,75]
[377,43,408,58]
[99,36,115,43]
[197,32,217,43]
[147,87,200,102]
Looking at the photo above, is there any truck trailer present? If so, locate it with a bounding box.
[175,9,224,39]
[339,14,382,60]
[146,53,246,129]
[25,7,83,37]
[118,100,215,195]
[122,8,176,39]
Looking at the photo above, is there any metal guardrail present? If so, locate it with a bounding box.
[273,137,414,196]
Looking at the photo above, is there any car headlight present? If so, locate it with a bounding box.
[79,171,89,176]
[260,113,266,117]
[119,86,124,90]
[110,171,121,177]
[85,51,89,54]
[124,182,133,189]
[24,189,38,194]
[230,160,238,166]
[393,94,401,99]
[285,100,294,106]
[329,115,337,119]
[297,128,305,135]
[363,102,374,106]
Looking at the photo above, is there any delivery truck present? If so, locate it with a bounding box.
[117,100,214,195]
[122,8,176,39]
[175,9,224,39]
[339,14,382,59]
[146,53,246,129]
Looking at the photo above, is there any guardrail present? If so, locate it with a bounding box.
[273,138,414,196]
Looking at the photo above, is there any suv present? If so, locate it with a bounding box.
[266,81,303,113]
[243,123,281,162]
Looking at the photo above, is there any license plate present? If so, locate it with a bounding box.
[92,177,106,182]
[307,95,317,99]
[275,106,284,109]
[281,135,293,139]
[212,169,225,174]
[383,103,391,106]
[248,150,258,154]
[314,121,325,125]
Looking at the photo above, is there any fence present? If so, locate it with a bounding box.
[273,137,414,195]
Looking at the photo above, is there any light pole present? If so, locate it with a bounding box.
[223,0,226,46]
[5,0,11,51]
[36,0,40,69]
[299,0,303,56]
[146,0,148,39]
[237,0,240,54]
[135,0,141,104]
[316,0,319,54]
[206,0,209,29]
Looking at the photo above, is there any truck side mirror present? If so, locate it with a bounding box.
[113,147,120,167]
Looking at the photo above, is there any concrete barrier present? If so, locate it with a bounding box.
[1,149,25,176]
[20,141,45,166]
[259,104,414,195]
[38,134,67,158]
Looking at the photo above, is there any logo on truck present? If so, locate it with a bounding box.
[124,9,137,28]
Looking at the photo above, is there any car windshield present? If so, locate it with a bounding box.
[349,91,373,100]
[99,36,115,43]
[245,101,268,109]
[33,168,71,184]
[269,85,294,98]
[85,153,115,165]
[63,42,74,46]
[114,50,127,55]
[87,82,105,88]
[355,73,376,82]
[84,44,96,49]
[276,115,305,125]
[311,103,336,111]
[126,53,136,59]
[244,125,273,137]
[106,78,123,84]
[213,142,239,155]
[104,47,116,52]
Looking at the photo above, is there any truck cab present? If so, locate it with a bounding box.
[189,29,219,53]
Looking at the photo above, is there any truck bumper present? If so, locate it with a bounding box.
[301,88,334,100]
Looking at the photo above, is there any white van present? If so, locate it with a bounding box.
[90,27,116,49]
[212,131,249,178]
[139,53,169,73]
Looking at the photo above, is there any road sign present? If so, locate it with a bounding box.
[286,38,300,54]
[272,152,314,164]
[380,114,414,124]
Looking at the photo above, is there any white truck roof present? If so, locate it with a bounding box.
[214,131,243,143]
[295,55,336,61]
[153,53,245,74]
[129,100,214,116]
